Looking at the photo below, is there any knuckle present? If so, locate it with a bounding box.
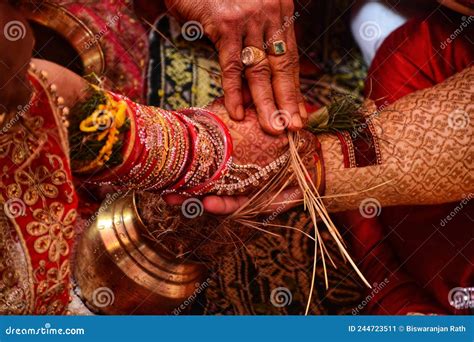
[246,62,271,79]
[272,57,295,74]
[222,81,242,95]
[243,5,260,18]
[219,8,244,25]
[280,91,298,106]
[263,0,281,15]
[222,85,242,99]
[223,84,242,97]
[221,60,243,77]
[272,50,299,71]
[281,0,295,14]
[260,96,276,109]
[203,24,219,41]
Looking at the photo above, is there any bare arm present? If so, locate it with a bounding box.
[30,58,90,108]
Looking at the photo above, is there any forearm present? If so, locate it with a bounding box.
[31,58,90,107]
[321,66,473,211]
[68,90,232,195]
[29,60,225,194]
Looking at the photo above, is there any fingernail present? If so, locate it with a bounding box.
[299,102,308,119]
[292,114,303,130]
[235,105,244,120]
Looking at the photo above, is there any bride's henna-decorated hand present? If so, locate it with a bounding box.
[166,98,319,215]
[206,98,289,166]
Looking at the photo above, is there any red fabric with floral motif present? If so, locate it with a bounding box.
[0,73,77,314]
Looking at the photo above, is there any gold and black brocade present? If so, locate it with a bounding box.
[190,213,365,315]
[138,193,365,315]
[147,16,223,109]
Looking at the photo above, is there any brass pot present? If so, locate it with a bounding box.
[74,191,206,314]
[19,1,105,75]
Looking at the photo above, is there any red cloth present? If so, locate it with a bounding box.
[63,1,149,102]
[0,73,78,314]
[337,212,446,315]
[366,10,473,107]
[344,9,474,315]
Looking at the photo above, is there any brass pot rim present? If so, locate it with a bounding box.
[21,1,106,75]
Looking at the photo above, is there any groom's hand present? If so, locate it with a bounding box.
[164,0,305,135]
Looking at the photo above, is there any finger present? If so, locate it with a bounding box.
[241,80,253,106]
[285,14,307,122]
[203,195,250,215]
[243,30,282,135]
[265,3,302,131]
[162,194,188,206]
[216,35,245,120]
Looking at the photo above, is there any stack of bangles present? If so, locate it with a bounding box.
[71,87,298,196]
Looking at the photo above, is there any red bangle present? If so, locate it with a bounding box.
[167,112,197,191]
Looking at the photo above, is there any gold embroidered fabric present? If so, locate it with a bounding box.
[0,212,33,314]
[0,72,78,314]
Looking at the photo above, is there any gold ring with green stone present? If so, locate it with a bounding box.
[268,40,287,56]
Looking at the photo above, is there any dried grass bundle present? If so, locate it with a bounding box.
[229,132,371,314]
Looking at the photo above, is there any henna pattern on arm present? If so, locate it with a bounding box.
[320,66,473,212]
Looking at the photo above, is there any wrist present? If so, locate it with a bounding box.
[299,131,326,196]
[319,132,345,179]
